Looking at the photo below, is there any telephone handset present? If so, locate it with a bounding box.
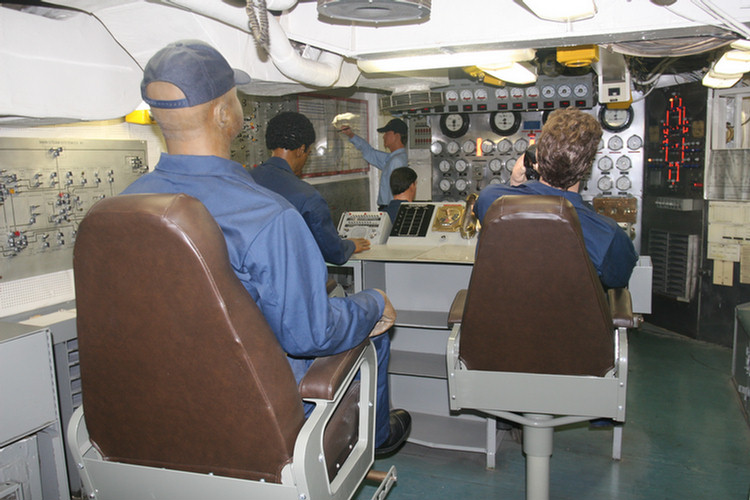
[524,144,540,181]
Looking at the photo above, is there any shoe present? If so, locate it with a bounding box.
[589,418,614,428]
[375,409,411,457]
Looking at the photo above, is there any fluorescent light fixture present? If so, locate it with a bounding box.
[730,39,750,51]
[478,62,538,85]
[358,48,535,73]
[702,68,742,89]
[521,0,597,22]
[714,50,750,75]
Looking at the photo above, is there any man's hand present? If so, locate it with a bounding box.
[351,237,371,254]
[509,155,527,186]
[369,289,396,337]
[339,126,355,138]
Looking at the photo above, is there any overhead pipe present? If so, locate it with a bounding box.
[163,0,347,87]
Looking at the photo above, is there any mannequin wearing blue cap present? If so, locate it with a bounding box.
[123,40,411,456]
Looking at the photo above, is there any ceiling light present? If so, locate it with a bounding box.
[521,0,597,22]
[478,62,538,85]
[730,39,750,51]
[714,50,750,75]
[357,48,535,73]
[317,0,430,23]
[702,69,742,89]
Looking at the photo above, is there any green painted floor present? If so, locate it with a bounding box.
[355,324,750,500]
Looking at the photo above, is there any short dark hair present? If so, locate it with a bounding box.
[536,108,602,190]
[266,111,316,151]
[390,166,417,195]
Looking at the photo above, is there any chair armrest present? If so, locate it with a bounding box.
[448,289,468,327]
[608,288,639,328]
[299,340,369,400]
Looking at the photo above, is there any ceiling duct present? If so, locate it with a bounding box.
[317,0,430,23]
[379,90,444,113]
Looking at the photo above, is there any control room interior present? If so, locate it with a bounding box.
[1,1,750,500]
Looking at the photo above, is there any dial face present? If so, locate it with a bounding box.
[557,84,572,98]
[497,139,512,153]
[440,113,470,138]
[510,87,525,99]
[627,135,643,150]
[490,111,521,136]
[573,84,589,97]
[505,158,516,172]
[598,156,613,172]
[616,176,632,191]
[462,140,476,154]
[439,179,452,192]
[438,160,452,173]
[616,156,632,171]
[489,158,503,173]
[445,90,459,102]
[474,88,488,101]
[495,88,509,99]
[446,141,460,155]
[489,177,504,185]
[481,139,495,154]
[597,176,613,191]
[525,86,540,99]
[608,135,624,151]
[455,178,469,191]
[430,142,443,155]
[460,89,473,101]
[455,159,468,173]
[541,85,556,99]
[599,106,634,132]
[513,138,528,154]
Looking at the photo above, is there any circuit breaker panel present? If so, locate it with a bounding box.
[0,138,147,313]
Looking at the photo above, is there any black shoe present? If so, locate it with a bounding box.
[375,409,411,457]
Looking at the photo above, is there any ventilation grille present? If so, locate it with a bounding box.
[648,229,700,302]
[379,91,444,113]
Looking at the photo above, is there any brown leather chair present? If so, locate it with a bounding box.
[446,195,636,500]
[68,193,385,500]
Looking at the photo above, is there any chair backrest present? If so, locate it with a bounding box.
[73,193,305,483]
[459,195,615,377]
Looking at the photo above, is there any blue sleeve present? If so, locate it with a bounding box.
[350,134,389,171]
[247,209,384,358]
[598,229,639,289]
[474,184,515,224]
[299,192,355,265]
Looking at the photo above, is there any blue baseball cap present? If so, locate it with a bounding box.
[141,40,251,109]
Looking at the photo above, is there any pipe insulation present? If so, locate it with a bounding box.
[164,0,348,87]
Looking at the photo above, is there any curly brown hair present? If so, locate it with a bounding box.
[536,108,602,190]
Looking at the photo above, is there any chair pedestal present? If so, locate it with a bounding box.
[522,414,554,500]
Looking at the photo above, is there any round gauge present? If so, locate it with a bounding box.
[462,140,476,154]
[541,85,556,99]
[474,88,488,101]
[510,88,525,99]
[608,135,624,151]
[439,179,452,192]
[455,178,469,191]
[438,160,452,173]
[481,139,495,154]
[616,176,632,191]
[430,141,443,155]
[557,84,572,98]
[489,177,504,185]
[598,156,613,172]
[597,176,613,191]
[627,135,643,150]
[455,159,468,173]
[616,156,632,171]
[513,138,528,154]
[445,90,459,102]
[495,88,509,99]
[489,111,521,136]
[440,113,470,138]
[460,89,473,101]
[505,158,516,172]
[446,141,460,155]
[599,106,634,132]
[573,84,589,97]
[525,86,540,99]
[489,158,503,173]
[496,138,513,153]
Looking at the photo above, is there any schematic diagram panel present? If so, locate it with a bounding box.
[0,137,148,283]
